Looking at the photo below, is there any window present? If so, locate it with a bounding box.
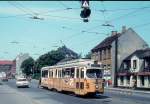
[76,69,79,78]
[86,69,102,78]
[108,48,111,59]
[81,69,84,78]
[70,68,75,78]
[42,70,48,78]
[63,68,75,78]
[104,50,106,60]
[148,76,150,86]
[120,76,124,85]
[127,76,130,85]
[133,60,137,69]
[141,76,144,86]
[100,51,102,61]
[62,69,65,78]
[55,70,57,78]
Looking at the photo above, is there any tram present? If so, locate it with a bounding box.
[40,59,104,96]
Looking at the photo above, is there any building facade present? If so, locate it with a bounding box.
[0,60,13,78]
[117,49,150,88]
[15,53,30,76]
[91,26,148,87]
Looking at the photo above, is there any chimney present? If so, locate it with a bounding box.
[122,26,126,33]
[111,31,117,36]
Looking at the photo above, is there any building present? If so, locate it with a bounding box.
[117,48,150,88]
[15,53,30,76]
[91,26,148,87]
[0,60,13,78]
[11,60,16,77]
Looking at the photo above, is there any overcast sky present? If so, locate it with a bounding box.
[0,1,150,60]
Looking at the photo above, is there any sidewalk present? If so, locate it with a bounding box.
[105,87,150,94]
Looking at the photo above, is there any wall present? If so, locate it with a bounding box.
[112,28,148,86]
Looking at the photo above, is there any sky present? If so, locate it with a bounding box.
[0,1,150,60]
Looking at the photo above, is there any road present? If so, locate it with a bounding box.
[0,79,150,104]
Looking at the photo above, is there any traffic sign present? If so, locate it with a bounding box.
[82,0,89,8]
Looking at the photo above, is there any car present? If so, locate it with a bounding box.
[16,77,29,88]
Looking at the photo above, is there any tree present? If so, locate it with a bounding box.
[21,57,34,76]
[34,46,79,71]
[34,50,65,70]
[84,52,92,59]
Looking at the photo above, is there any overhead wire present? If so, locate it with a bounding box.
[0,14,30,18]
[133,21,150,29]
[7,1,34,16]
[12,1,38,15]
[110,5,150,23]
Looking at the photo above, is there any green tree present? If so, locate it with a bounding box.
[21,57,34,76]
[34,46,79,71]
[34,50,65,70]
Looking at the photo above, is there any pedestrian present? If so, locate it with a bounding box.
[38,77,41,88]
[132,79,136,89]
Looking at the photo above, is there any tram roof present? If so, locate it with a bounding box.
[41,59,101,70]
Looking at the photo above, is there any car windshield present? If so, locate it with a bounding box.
[17,79,27,81]
[86,69,102,78]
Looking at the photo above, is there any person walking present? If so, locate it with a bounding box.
[38,78,41,88]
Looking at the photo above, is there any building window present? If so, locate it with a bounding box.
[108,48,111,59]
[127,76,130,85]
[133,60,137,69]
[100,51,102,61]
[103,49,106,60]
[148,76,150,86]
[141,76,144,86]
[120,76,124,85]
[107,64,111,69]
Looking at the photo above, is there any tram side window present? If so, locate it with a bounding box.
[81,69,84,78]
[42,70,48,78]
[70,68,75,78]
[65,69,70,78]
[76,69,79,78]
[58,70,61,78]
[63,68,75,78]
[49,71,53,78]
[55,70,57,78]
[62,70,65,78]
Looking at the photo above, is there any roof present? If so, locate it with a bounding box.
[124,48,150,60]
[91,33,121,52]
[0,60,13,65]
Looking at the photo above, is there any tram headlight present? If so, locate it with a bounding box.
[96,85,99,89]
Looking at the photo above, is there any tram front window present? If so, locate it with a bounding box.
[86,69,102,78]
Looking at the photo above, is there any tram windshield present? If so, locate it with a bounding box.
[86,69,102,78]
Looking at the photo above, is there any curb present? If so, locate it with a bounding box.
[105,88,150,94]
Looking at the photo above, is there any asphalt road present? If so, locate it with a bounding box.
[0,79,150,104]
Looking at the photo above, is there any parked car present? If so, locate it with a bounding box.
[16,77,29,88]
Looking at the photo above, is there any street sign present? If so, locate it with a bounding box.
[81,0,89,8]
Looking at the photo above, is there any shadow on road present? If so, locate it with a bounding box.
[41,87,111,100]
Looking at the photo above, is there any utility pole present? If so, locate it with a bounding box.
[114,37,118,87]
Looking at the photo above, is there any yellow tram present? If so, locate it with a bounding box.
[40,59,104,96]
